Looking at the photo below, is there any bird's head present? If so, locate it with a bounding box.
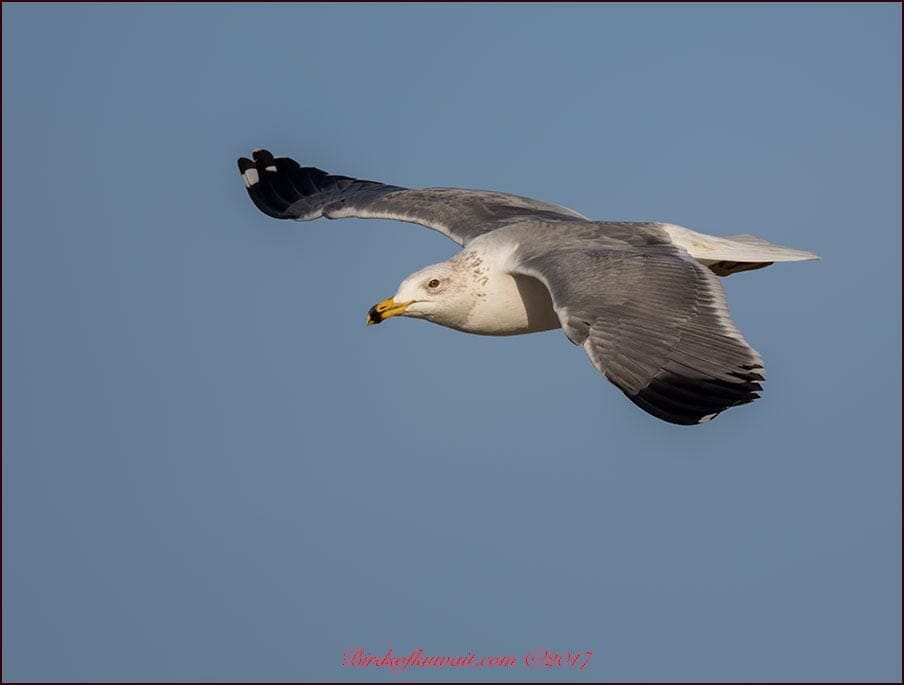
[366,261,475,329]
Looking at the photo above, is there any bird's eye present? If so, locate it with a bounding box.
[427,278,441,289]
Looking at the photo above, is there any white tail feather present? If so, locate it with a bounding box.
[660,224,820,266]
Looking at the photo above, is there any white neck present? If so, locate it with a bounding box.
[448,247,561,337]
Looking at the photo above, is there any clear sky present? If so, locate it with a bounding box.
[3,3,900,682]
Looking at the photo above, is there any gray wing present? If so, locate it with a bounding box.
[513,241,765,425]
[237,149,588,246]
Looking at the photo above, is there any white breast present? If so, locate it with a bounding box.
[455,248,561,337]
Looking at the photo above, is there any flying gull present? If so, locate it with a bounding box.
[237,149,818,425]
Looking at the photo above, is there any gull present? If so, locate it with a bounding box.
[237,149,818,425]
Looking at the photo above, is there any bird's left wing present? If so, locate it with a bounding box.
[237,149,588,247]
[511,243,765,425]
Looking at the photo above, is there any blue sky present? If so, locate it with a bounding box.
[3,3,900,681]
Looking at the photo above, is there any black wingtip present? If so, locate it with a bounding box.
[236,149,384,221]
[237,148,288,218]
[252,148,274,164]
[237,148,334,219]
[628,370,763,426]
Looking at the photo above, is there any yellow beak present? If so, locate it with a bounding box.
[366,297,412,325]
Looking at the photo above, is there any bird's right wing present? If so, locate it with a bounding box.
[512,244,765,425]
[237,149,588,247]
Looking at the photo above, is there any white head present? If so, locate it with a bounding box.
[366,260,477,331]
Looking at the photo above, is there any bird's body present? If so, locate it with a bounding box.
[237,149,818,425]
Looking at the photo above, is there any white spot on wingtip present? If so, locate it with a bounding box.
[243,168,259,186]
[265,165,277,172]
[698,412,718,424]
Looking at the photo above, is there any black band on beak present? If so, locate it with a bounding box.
[366,305,383,325]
